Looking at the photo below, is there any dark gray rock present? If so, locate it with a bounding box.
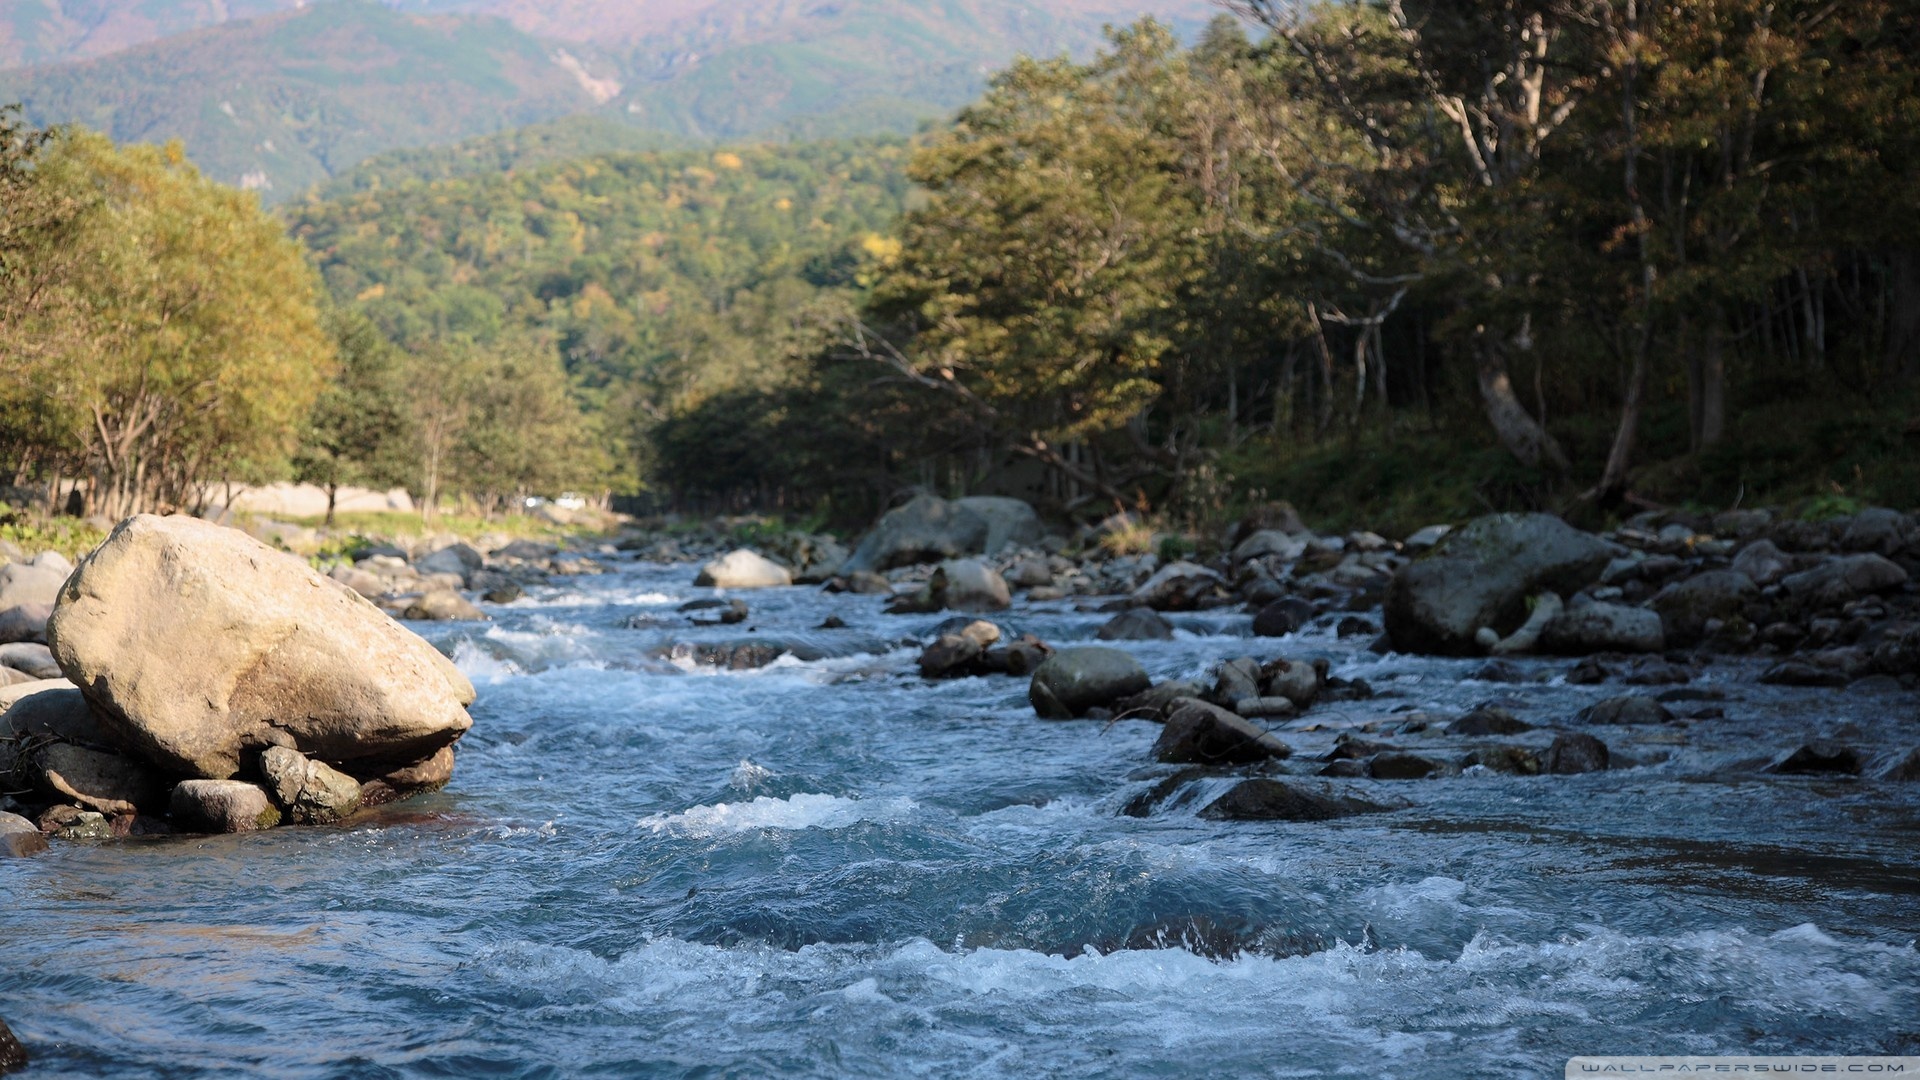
[1029,647,1152,719]
[1767,742,1861,775]
[1731,539,1792,585]
[1198,779,1385,821]
[953,496,1044,557]
[1384,513,1614,655]
[1251,598,1312,638]
[0,603,51,645]
[1759,661,1849,688]
[1448,708,1533,736]
[1129,562,1226,612]
[1539,603,1665,654]
[1097,609,1176,641]
[840,496,991,573]
[1578,696,1674,726]
[1650,571,1758,645]
[1463,746,1542,775]
[1368,752,1451,780]
[1781,554,1909,608]
[1113,680,1208,722]
[1153,700,1292,764]
[1543,733,1610,774]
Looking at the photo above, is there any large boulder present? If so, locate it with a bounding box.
[953,496,1044,557]
[1383,514,1614,655]
[1539,602,1665,654]
[840,496,990,574]
[1029,647,1151,719]
[47,515,475,779]
[695,549,793,590]
[1650,570,1757,644]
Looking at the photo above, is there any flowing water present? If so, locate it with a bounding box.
[4,558,1919,1078]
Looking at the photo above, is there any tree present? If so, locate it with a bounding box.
[292,309,416,524]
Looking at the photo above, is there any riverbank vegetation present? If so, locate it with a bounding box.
[3,1,1917,538]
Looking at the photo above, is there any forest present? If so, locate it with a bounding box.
[1,1,1917,534]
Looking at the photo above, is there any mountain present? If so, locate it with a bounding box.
[0,0,1219,199]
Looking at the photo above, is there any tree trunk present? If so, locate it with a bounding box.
[325,482,338,528]
[1887,249,1920,377]
[1698,306,1726,449]
[1598,343,1649,503]
[1475,336,1569,472]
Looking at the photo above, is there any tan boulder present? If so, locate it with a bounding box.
[47,515,475,779]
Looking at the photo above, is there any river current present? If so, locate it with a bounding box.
[4,557,1918,1077]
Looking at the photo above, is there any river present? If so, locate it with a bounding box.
[3,556,1917,1077]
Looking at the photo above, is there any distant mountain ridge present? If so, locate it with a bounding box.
[0,0,1217,198]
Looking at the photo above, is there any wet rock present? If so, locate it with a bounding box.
[260,746,364,825]
[682,598,750,626]
[918,621,1002,679]
[1368,752,1452,780]
[840,495,992,573]
[1324,734,1399,761]
[1259,658,1323,710]
[1780,554,1909,608]
[1759,661,1849,688]
[1767,742,1861,776]
[1153,699,1291,764]
[837,571,895,596]
[1198,779,1385,822]
[0,602,51,645]
[0,811,47,857]
[987,635,1053,677]
[355,746,456,807]
[1251,598,1312,638]
[27,741,163,817]
[418,543,483,582]
[817,615,848,630]
[1119,766,1215,817]
[1209,657,1262,708]
[1232,697,1298,719]
[45,516,474,780]
[1336,616,1378,639]
[1731,540,1792,586]
[954,497,1044,557]
[1097,609,1175,641]
[1317,759,1369,777]
[1540,602,1665,654]
[1384,513,1614,655]
[1565,657,1612,684]
[1029,647,1152,719]
[1543,733,1610,774]
[403,589,487,622]
[1463,746,1541,775]
[1129,561,1226,612]
[1621,659,1694,685]
[1471,658,1530,683]
[1448,708,1533,736]
[1878,747,1920,781]
[1113,680,1207,722]
[44,806,112,841]
[170,779,282,833]
[1578,696,1674,726]
[1231,530,1308,565]
[1650,571,1758,645]
[1005,559,1055,590]
[889,559,1012,615]
[695,549,793,590]
[1488,592,1562,655]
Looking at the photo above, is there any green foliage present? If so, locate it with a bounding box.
[293,308,416,518]
[0,516,108,562]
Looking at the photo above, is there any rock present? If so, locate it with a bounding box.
[0,811,47,857]
[1231,530,1308,565]
[45,807,111,841]
[1489,592,1562,655]
[170,779,282,833]
[1464,746,1542,774]
[1198,779,1385,822]
[1731,540,1793,586]
[0,603,51,644]
[840,495,991,573]
[988,635,1053,677]
[1005,559,1054,589]
[1210,657,1262,707]
[1128,561,1226,612]
[1251,598,1312,638]
[1097,609,1175,641]
[329,564,386,600]
[1578,696,1674,726]
[1650,571,1758,645]
[1780,554,1909,607]
[482,585,525,605]
[1448,708,1533,736]
[27,741,164,817]
[1153,699,1291,764]
[0,562,66,610]
[259,746,364,825]
[355,746,456,807]
[1759,661,1849,688]
[1368,752,1451,780]
[953,496,1044,556]
[493,539,558,562]
[403,590,487,622]
[1878,747,1920,781]
[1767,742,1861,775]
[931,560,1011,613]
[1539,602,1665,654]
[918,621,1002,679]
[1113,680,1207,721]
[417,543,483,581]
[1384,513,1614,655]
[1029,647,1151,719]
[1543,733,1610,774]
[47,515,475,779]
[1840,508,1907,554]
[0,642,60,679]
[695,549,793,590]
[1233,697,1298,719]
[1404,524,1453,551]
[839,571,895,596]
[1259,658,1322,709]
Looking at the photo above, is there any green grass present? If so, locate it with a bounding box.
[0,518,110,562]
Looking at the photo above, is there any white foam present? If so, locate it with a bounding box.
[637,792,919,837]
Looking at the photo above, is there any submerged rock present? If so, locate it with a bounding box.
[1097,609,1175,641]
[1384,513,1613,655]
[1578,696,1674,726]
[0,1015,27,1073]
[1543,733,1610,774]
[402,589,487,622]
[1029,647,1151,719]
[47,515,475,780]
[1198,779,1385,822]
[356,746,456,807]
[170,779,282,833]
[1153,700,1291,765]
[1767,742,1861,776]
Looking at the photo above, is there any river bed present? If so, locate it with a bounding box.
[3,557,1918,1077]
